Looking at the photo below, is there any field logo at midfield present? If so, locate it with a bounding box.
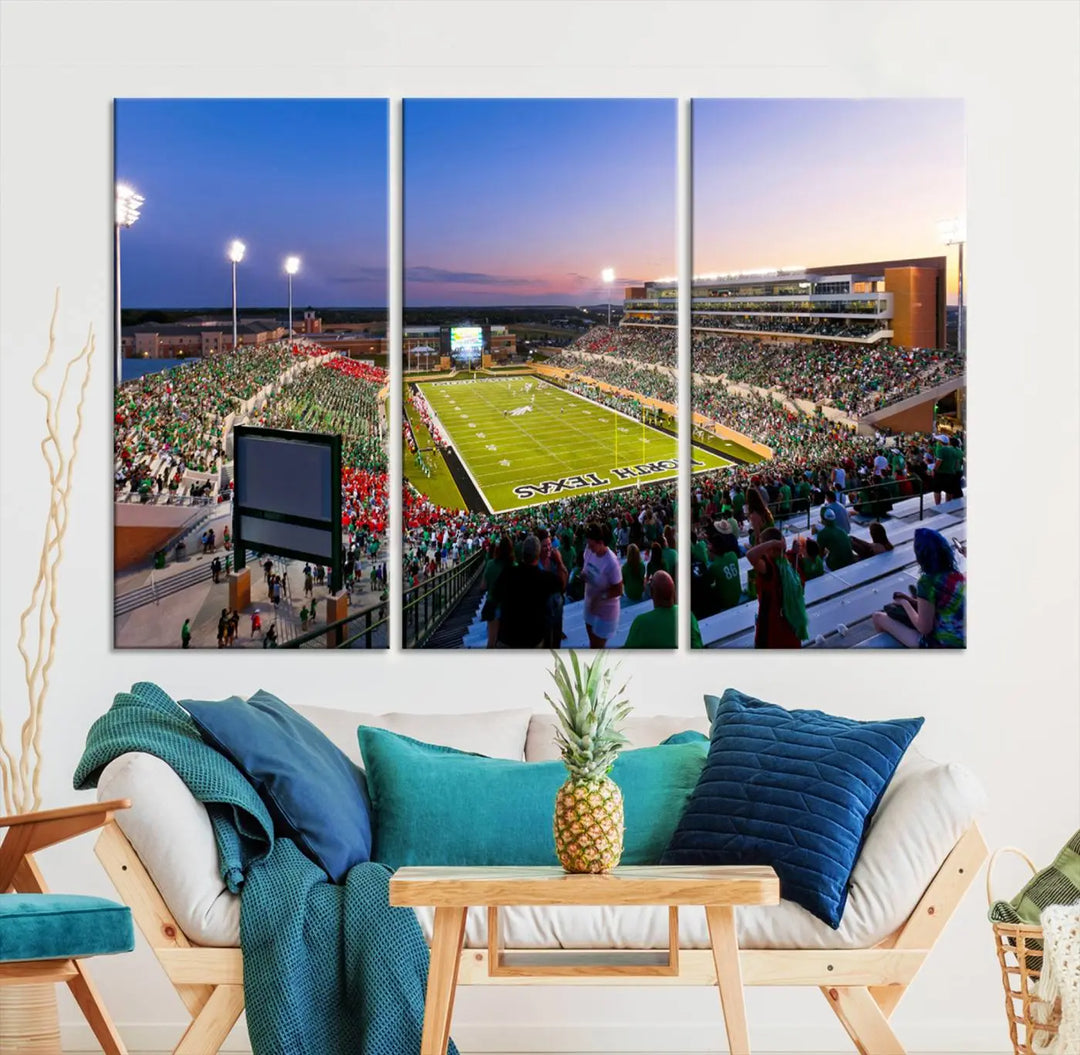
[511,458,702,502]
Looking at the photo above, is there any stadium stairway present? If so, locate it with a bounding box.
[425,572,490,648]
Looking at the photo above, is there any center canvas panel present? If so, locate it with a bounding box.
[402,99,679,650]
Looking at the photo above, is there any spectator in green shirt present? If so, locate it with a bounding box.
[816,507,855,570]
[794,537,824,582]
[705,524,743,610]
[482,536,514,647]
[623,571,702,649]
[621,544,647,604]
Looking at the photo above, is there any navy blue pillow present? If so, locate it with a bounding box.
[662,689,923,928]
[182,690,371,882]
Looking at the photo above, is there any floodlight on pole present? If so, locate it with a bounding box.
[601,267,616,328]
[228,240,246,352]
[937,219,965,357]
[284,256,301,339]
[115,184,145,387]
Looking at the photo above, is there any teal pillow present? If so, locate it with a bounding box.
[661,730,709,746]
[358,728,708,870]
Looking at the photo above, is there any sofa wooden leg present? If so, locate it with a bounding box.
[822,985,906,1054]
[67,960,128,1055]
[173,983,244,1055]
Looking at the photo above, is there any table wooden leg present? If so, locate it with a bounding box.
[422,906,468,1055]
[706,905,751,1055]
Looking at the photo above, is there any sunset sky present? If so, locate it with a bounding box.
[404,99,676,306]
[114,97,964,309]
[115,99,388,308]
[694,98,966,302]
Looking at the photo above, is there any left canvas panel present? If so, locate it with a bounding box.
[113,99,390,650]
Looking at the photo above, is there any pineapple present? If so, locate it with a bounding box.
[547,650,632,874]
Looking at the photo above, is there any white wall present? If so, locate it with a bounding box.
[1,2,1078,1051]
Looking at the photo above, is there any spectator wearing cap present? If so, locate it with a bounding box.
[815,507,856,571]
[817,490,850,534]
[495,535,562,649]
[623,571,702,650]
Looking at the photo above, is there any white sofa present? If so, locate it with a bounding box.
[94,704,988,1054]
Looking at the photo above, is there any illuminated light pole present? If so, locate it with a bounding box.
[937,219,965,356]
[115,184,145,386]
[601,267,616,328]
[228,240,246,352]
[284,256,300,340]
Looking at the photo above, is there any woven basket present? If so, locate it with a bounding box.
[988,846,1063,1055]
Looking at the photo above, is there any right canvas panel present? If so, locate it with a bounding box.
[690,99,966,650]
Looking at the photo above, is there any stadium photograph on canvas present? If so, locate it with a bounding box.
[688,99,966,650]
[401,98,684,649]
[113,99,389,650]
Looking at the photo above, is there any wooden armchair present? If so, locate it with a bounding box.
[0,799,133,1055]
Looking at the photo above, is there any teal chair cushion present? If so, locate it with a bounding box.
[0,894,134,963]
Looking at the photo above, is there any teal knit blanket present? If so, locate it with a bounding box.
[74,682,457,1055]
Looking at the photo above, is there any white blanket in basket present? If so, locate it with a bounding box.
[1033,901,1080,1054]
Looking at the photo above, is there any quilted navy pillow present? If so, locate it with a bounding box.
[662,689,923,928]
[182,689,372,882]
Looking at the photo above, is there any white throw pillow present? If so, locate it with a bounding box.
[294,704,533,763]
[525,712,710,762]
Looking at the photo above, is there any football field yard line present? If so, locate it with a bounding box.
[418,378,696,514]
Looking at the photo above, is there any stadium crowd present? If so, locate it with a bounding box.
[691,333,964,416]
[114,342,313,496]
[260,357,388,472]
[558,325,964,420]
[544,351,677,405]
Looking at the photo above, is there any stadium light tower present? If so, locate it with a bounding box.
[115,183,145,386]
[601,267,616,328]
[228,240,246,352]
[284,256,301,339]
[937,219,965,355]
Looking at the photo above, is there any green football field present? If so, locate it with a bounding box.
[415,377,734,513]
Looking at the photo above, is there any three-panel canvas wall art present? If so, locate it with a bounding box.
[113,98,966,652]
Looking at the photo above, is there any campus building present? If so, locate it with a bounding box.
[623,256,948,349]
[120,319,287,359]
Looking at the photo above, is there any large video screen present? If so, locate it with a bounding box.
[449,326,485,360]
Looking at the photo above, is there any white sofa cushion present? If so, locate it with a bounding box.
[293,704,532,764]
[97,751,241,947]
[96,710,985,952]
[525,713,711,762]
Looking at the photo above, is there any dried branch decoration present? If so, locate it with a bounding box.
[0,292,95,814]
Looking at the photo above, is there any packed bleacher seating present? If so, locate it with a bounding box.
[692,333,964,416]
[260,357,388,472]
[544,350,677,405]
[114,341,314,497]
[557,325,963,419]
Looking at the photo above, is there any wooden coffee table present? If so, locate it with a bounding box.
[390,864,780,1055]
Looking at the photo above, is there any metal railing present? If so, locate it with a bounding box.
[402,549,486,649]
[114,491,219,507]
[762,476,925,531]
[280,596,390,650]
